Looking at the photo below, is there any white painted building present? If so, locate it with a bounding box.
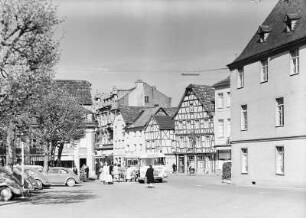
[227,0,306,187]
[212,77,231,174]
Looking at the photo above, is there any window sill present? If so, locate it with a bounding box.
[276,173,285,176]
[237,87,244,90]
[290,72,299,76]
[241,172,248,175]
[275,125,284,128]
[260,80,268,84]
[240,129,247,132]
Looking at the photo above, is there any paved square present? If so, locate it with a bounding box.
[1,175,305,218]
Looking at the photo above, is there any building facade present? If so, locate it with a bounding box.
[173,84,215,174]
[112,106,146,165]
[94,80,172,162]
[144,115,176,172]
[212,77,231,174]
[227,0,306,187]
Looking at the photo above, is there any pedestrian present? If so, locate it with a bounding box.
[126,165,133,182]
[109,162,114,178]
[102,162,111,184]
[113,163,119,182]
[172,163,177,174]
[96,161,101,180]
[145,165,154,188]
[85,165,89,179]
[73,166,78,175]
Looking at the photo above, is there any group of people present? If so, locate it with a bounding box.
[95,161,155,188]
[96,162,121,184]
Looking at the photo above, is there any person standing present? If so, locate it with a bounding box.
[85,165,89,180]
[145,165,154,188]
[113,163,119,182]
[172,163,177,174]
[126,165,133,182]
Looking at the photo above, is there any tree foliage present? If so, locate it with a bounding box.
[31,85,87,170]
[0,0,62,168]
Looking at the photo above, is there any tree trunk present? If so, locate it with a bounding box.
[43,141,52,173]
[56,142,64,167]
[6,120,15,170]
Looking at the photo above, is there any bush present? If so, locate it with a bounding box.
[222,162,232,180]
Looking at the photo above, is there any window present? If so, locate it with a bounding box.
[237,68,244,89]
[285,14,299,32]
[276,97,284,127]
[290,49,299,75]
[241,105,248,131]
[260,59,268,83]
[190,102,194,113]
[226,92,231,107]
[218,93,224,108]
[257,25,271,43]
[241,148,248,174]
[145,96,149,103]
[218,119,224,138]
[227,119,231,138]
[276,146,285,175]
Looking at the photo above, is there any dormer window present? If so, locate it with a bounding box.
[284,13,300,32]
[257,25,272,43]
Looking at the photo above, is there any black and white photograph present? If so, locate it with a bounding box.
[0,0,305,217]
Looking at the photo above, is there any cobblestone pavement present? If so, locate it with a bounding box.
[1,174,305,218]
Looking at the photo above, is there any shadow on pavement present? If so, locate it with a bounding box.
[19,190,96,205]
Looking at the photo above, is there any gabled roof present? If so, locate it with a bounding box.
[55,80,93,105]
[118,106,147,125]
[174,84,214,118]
[163,107,178,117]
[127,107,165,130]
[212,77,230,89]
[154,115,175,130]
[228,0,306,70]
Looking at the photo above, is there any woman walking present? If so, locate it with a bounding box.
[145,165,154,188]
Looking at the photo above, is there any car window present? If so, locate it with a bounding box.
[60,169,68,174]
[48,169,59,174]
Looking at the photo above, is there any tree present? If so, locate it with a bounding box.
[0,0,61,169]
[31,86,86,171]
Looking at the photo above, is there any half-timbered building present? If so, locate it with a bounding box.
[174,84,215,174]
[144,115,176,171]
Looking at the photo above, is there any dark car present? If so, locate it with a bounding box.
[14,166,51,189]
[0,167,23,201]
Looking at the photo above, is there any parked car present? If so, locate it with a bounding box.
[14,166,51,189]
[46,167,80,187]
[0,167,24,201]
[13,168,39,190]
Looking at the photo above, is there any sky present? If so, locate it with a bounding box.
[54,0,278,105]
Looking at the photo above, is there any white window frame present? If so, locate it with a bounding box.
[260,59,268,83]
[218,119,224,138]
[237,68,244,89]
[241,148,248,174]
[241,105,248,131]
[275,146,285,175]
[226,92,231,108]
[145,95,149,103]
[217,93,224,109]
[276,97,284,127]
[227,119,231,138]
[290,49,299,75]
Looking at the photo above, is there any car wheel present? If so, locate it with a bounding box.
[66,178,76,187]
[0,188,13,201]
[36,180,43,190]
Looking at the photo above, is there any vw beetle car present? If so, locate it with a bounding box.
[46,167,80,187]
[14,166,51,189]
[0,167,23,201]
